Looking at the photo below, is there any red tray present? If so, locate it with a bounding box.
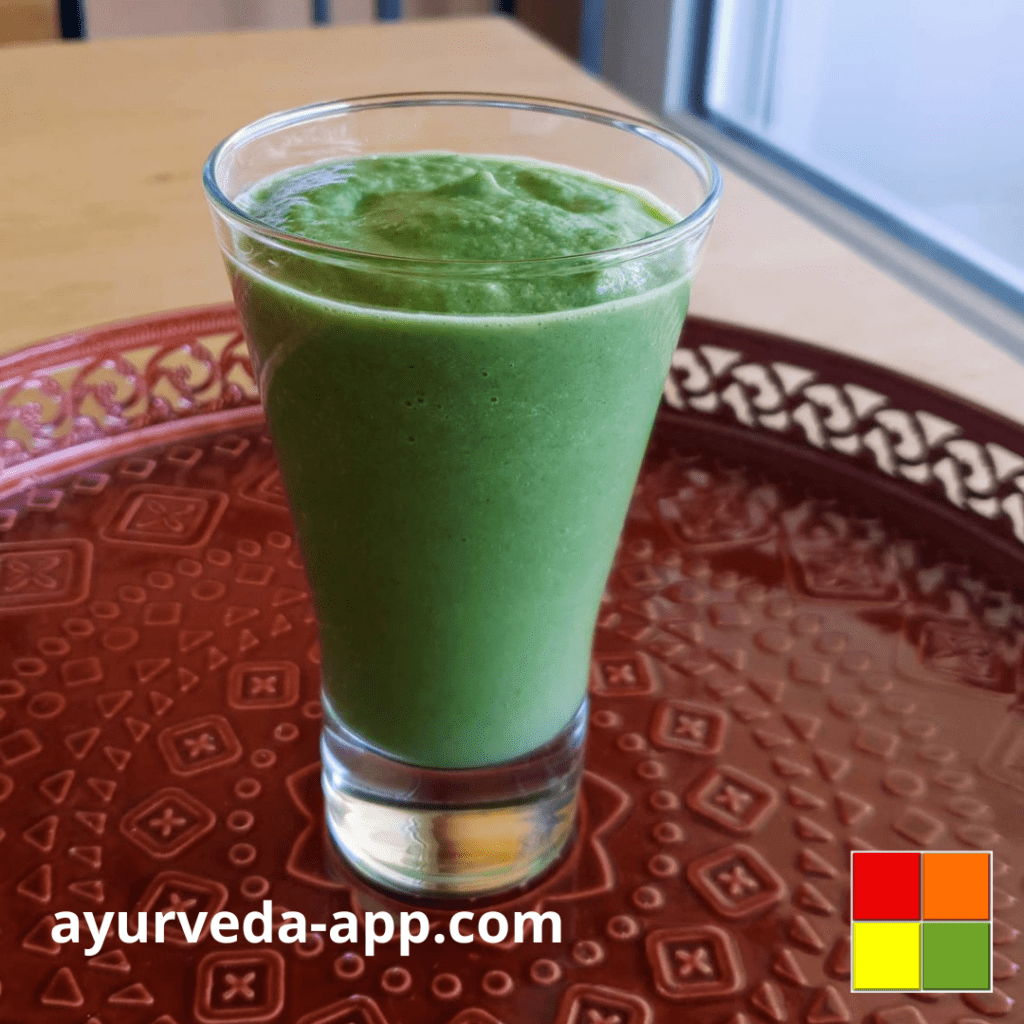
[0,306,1021,1024]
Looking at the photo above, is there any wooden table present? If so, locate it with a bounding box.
[3,16,1022,423]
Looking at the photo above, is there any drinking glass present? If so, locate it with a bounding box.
[203,93,721,897]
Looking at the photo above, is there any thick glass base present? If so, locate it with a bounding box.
[321,693,587,898]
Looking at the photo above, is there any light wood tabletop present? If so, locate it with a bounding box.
[2,15,1022,423]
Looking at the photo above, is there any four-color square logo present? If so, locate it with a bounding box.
[851,850,992,993]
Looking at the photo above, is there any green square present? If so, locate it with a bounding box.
[922,922,990,991]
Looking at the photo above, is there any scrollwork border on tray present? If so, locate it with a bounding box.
[663,329,1024,549]
[0,307,258,475]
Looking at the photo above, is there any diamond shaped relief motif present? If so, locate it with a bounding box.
[650,465,776,551]
[590,653,657,697]
[120,788,216,859]
[686,765,779,834]
[785,506,900,603]
[898,614,1022,695]
[0,539,92,613]
[918,619,1017,692]
[645,925,745,1001]
[227,662,300,710]
[158,715,242,776]
[792,540,899,601]
[686,843,787,918]
[194,950,285,1023]
[101,485,228,550]
[133,870,229,945]
[650,699,727,754]
[554,983,653,1024]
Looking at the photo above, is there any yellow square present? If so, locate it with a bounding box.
[852,921,921,990]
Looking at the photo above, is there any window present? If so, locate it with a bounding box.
[601,0,1024,356]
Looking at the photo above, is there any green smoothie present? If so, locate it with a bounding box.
[229,154,689,769]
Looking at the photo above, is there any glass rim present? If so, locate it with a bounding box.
[202,91,723,270]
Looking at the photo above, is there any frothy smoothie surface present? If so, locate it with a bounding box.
[242,153,675,263]
[229,152,692,768]
[237,154,679,315]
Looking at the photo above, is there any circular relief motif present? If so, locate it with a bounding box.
[480,970,514,997]
[334,953,365,981]
[240,875,270,900]
[529,959,561,986]
[234,777,262,799]
[380,966,412,995]
[431,972,462,1000]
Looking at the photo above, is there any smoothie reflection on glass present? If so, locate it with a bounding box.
[203,94,721,897]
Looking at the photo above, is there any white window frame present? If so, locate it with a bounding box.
[600,0,1024,358]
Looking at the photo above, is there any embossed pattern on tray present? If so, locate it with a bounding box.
[0,306,1021,1024]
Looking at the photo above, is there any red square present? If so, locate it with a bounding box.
[852,850,921,920]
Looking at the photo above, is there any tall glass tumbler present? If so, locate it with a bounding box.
[203,94,721,897]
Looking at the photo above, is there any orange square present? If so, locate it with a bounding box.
[922,852,990,920]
